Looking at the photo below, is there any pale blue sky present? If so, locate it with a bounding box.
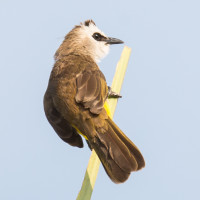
[1,0,200,199]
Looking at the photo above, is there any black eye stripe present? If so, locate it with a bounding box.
[92,32,106,41]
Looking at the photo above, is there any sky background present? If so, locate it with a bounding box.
[1,0,200,199]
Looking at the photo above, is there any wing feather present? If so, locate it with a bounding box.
[75,70,107,115]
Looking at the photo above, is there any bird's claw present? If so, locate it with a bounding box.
[107,86,122,99]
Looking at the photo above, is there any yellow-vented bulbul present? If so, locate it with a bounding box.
[44,20,145,183]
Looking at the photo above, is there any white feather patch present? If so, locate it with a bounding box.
[79,23,110,63]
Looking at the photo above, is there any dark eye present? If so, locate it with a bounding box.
[92,32,102,41]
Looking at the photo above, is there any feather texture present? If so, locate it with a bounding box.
[75,70,107,114]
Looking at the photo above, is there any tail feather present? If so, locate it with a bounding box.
[98,123,138,172]
[90,118,145,183]
[107,117,145,170]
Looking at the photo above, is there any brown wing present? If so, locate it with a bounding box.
[75,70,108,115]
[44,92,83,148]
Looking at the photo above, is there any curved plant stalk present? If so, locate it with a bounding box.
[76,46,132,200]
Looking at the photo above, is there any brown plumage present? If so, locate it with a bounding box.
[44,20,145,183]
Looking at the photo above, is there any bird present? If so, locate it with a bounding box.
[43,19,145,183]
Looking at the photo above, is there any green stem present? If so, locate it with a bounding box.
[76,46,131,200]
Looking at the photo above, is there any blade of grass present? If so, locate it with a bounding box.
[76,46,132,200]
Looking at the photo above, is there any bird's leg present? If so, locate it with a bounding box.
[107,86,122,98]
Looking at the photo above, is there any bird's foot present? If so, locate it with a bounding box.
[107,86,122,99]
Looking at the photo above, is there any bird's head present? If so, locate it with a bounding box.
[55,20,124,63]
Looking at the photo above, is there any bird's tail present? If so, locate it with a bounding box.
[91,117,145,183]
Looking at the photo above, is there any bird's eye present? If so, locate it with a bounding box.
[92,32,102,41]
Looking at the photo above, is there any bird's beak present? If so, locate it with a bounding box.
[104,37,124,45]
